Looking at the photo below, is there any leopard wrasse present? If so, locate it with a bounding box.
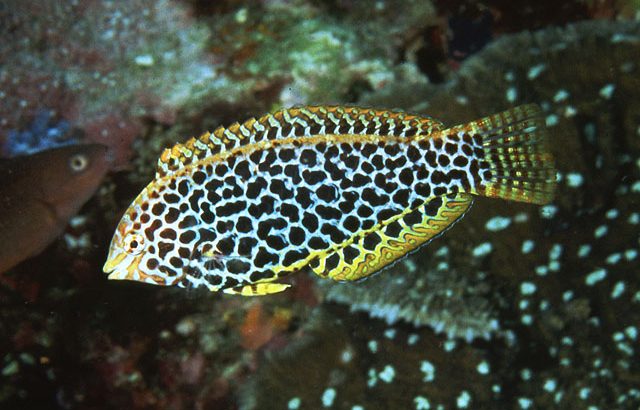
[104,104,556,296]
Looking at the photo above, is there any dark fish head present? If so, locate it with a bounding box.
[39,144,112,218]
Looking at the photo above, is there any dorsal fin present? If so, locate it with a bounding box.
[155,106,443,178]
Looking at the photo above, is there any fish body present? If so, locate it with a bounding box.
[104,105,555,295]
[0,144,111,273]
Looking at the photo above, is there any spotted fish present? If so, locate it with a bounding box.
[103,105,556,295]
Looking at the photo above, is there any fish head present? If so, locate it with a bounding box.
[40,144,112,218]
[103,183,185,287]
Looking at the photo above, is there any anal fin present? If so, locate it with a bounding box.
[311,193,474,281]
[223,283,291,296]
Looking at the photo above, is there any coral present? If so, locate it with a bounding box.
[207,0,437,105]
[1,1,639,408]
[241,305,507,410]
[0,0,236,167]
[354,19,640,408]
[319,245,503,341]
[2,111,77,157]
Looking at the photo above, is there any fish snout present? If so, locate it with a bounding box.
[103,247,136,280]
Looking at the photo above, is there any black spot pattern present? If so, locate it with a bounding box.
[144,125,477,290]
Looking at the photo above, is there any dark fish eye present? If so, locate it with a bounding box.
[69,154,89,172]
[124,234,145,255]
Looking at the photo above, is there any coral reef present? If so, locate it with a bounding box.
[319,246,503,341]
[1,0,639,408]
[241,305,506,410]
[2,111,77,157]
[319,19,640,408]
[0,0,233,166]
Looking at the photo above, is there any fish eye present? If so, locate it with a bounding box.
[124,233,145,255]
[69,154,89,172]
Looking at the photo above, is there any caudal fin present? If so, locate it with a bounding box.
[450,104,556,205]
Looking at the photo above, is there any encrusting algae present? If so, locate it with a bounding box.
[104,104,556,295]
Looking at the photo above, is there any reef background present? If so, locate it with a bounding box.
[1,1,639,409]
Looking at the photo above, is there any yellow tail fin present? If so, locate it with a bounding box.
[449,104,556,205]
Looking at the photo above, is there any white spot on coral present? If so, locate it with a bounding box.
[340,348,354,364]
[477,361,490,375]
[504,71,515,82]
[420,360,436,382]
[606,253,622,265]
[577,244,592,258]
[485,216,511,231]
[599,84,615,99]
[539,300,549,311]
[562,290,574,302]
[585,268,607,286]
[605,208,619,219]
[579,387,591,400]
[455,95,469,105]
[566,172,584,188]
[520,282,537,295]
[234,7,248,23]
[322,388,336,407]
[611,33,640,43]
[514,212,529,223]
[543,379,557,392]
[288,397,301,410]
[611,281,626,299]
[352,406,364,410]
[444,340,456,352]
[563,105,577,117]
[521,314,533,325]
[134,54,154,66]
[539,204,558,219]
[535,265,549,276]
[472,242,493,258]
[414,396,431,410]
[407,334,419,345]
[367,340,378,353]
[625,249,638,261]
[628,212,639,225]
[506,87,518,103]
[553,89,569,102]
[457,391,471,408]
[549,244,563,260]
[383,328,397,339]
[379,365,396,383]
[435,246,449,257]
[403,258,417,273]
[367,368,377,388]
[594,225,608,239]
[521,240,535,254]
[520,368,532,381]
[527,64,547,80]
[518,397,533,409]
[624,326,638,340]
[545,114,559,127]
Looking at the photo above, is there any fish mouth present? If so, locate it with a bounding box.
[103,249,130,279]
